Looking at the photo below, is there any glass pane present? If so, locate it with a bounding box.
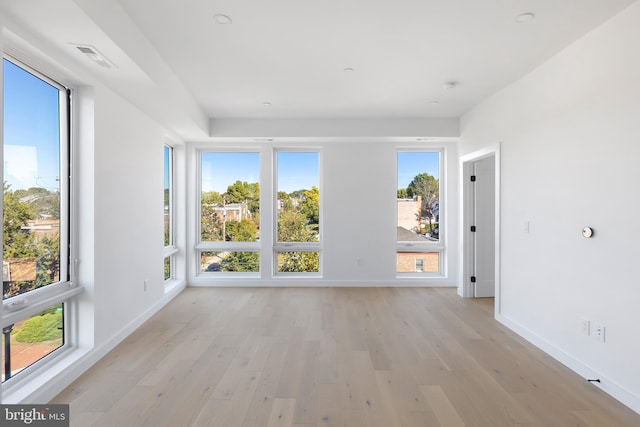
[201,251,259,273]
[164,256,172,281]
[396,252,439,273]
[276,152,319,243]
[3,59,63,300]
[164,146,172,247]
[1,304,64,382]
[277,252,320,273]
[201,152,260,242]
[397,152,440,242]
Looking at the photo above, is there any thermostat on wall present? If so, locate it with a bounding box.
[582,227,594,238]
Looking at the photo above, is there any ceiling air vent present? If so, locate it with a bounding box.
[73,44,116,69]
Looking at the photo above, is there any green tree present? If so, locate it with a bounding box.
[278,251,319,273]
[277,210,315,242]
[3,183,36,259]
[164,188,171,246]
[201,203,223,241]
[15,308,63,343]
[277,191,294,211]
[3,184,64,297]
[225,218,258,242]
[221,252,259,272]
[276,185,320,273]
[225,181,260,214]
[202,191,224,205]
[35,235,60,286]
[407,173,439,234]
[397,188,408,198]
[15,187,60,219]
[300,186,319,226]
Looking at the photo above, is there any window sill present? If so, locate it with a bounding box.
[1,346,90,404]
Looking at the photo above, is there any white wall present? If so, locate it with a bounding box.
[92,85,169,343]
[210,118,459,139]
[460,2,640,412]
[1,24,186,402]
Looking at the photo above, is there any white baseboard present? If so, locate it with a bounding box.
[496,313,640,415]
[6,280,186,404]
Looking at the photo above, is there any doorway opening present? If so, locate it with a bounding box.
[461,145,501,313]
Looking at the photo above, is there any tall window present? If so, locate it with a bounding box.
[397,151,442,275]
[163,145,176,281]
[2,57,74,382]
[275,151,320,274]
[199,151,260,273]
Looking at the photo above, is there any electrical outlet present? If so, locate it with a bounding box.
[593,323,605,343]
[581,319,590,336]
[523,221,530,234]
[143,279,148,292]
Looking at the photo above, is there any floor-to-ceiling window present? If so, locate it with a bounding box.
[198,151,261,275]
[396,150,443,275]
[2,56,77,386]
[163,144,177,281]
[275,150,321,274]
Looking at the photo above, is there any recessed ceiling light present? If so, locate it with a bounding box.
[443,82,458,90]
[516,13,535,23]
[262,102,272,107]
[343,67,355,72]
[428,100,440,105]
[214,14,232,24]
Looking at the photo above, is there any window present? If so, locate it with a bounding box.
[163,145,176,281]
[397,151,442,275]
[2,305,64,382]
[2,56,78,383]
[275,151,320,274]
[198,151,260,274]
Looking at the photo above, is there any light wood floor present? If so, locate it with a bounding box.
[52,287,640,426]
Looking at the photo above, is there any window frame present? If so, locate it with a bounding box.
[396,148,445,277]
[1,55,81,390]
[195,148,261,277]
[273,148,322,277]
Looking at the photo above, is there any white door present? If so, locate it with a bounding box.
[473,156,495,298]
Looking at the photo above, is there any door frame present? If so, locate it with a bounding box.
[460,144,501,313]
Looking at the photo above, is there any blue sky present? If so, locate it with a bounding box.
[164,146,171,189]
[3,58,61,191]
[397,151,439,189]
[201,152,260,193]
[200,151,432,193]
[201,151,319,194]
[277,152,318,193]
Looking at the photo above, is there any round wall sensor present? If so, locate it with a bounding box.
[516,13,535,23]
[582,227,594,238]
[214,14,232,24]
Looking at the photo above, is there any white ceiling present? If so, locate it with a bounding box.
[2,0,637,137]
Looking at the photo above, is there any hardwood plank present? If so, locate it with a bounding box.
[315,382,341,426]
[241,342,289,427]
[50,288,640,427]
[267,398,296,427]
[420,385,467,427]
